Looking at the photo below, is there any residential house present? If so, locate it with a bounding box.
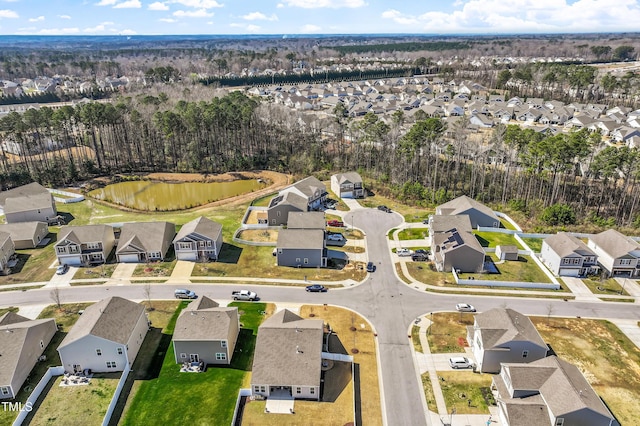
[276,228,327,268]
[0,232,15,274]
[541,233,599,277]
[116,221,176,263]
[330,172,365,199]
[0,222,48,249]
[431,226,485,273]
[469,113,494,128]
[587,229,640,277]
[55,225,116,266]
[267,192,308,226]
[0,182,57,224]
[427,214,472,246]
[287,211,326,230]
[493,355,617,426]
[436,195,500,228]
[57,297,148,373]
[172,296,239,365]
[172,216,223,262]
[251,309,324,400]
[0,312,57,399]
[278,176,327,211]
[467,308,547,373]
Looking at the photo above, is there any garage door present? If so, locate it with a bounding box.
[177,252,197,261]
[559,268,579,277]
[118,254,140,263]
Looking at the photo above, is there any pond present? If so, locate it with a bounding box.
[88,179,265,211]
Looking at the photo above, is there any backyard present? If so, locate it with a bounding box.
[458,254,552,284]
[520,237,544,253]
[397,227,429,241]
[437,371,494,415]
[0,239,58,286]
[358,192,434,222]
[473,231,522,248]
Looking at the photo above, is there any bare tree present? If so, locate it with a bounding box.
[143,283,153,311]
[50,286,62,310]
[546,303,554,325]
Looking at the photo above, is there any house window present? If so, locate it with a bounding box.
[40,340,44,349]
[620,259,632,265]
[556,418,564,426]
[522,350,529,358]
[178,242,191,250]
[260,386,266,393]
[296,258,301,263]
[207,241,212,247]
[180,353,187,358]
[296,387,301,394]
[56,247,66,254]
[117,347,123,355]
[310,387,315,395]
[216,353,226,361]
[304,258,309,264]
[1,387,9,396]
[278,249,283,254]
[254,386,260,393]
[106,361,117,369]
[277,211,281,217]
[96,349,102,356]
[221,341,227,348]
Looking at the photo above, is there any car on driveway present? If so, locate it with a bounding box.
[366,261,376,272]
[396,248,413,257]
[411,253,428,261]
[455,303,476,312]
[305,284,327,292]
[327,219,344,227]
[56,264,69,275]
[377,205,392,213]
[449,356,473,369]
[327,233,345,241]
[415,249,429,255]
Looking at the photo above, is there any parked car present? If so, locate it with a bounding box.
[411,254,428,261]
[377,205,392,213]
[449,356,473,369]
[305,284,327,292]
[455,303,476,312]
[56,264,69,275]
[366,261,376,272]
[327,233,345,241]
[415,249,429,255]
[174,288,197,299]
[232,290,258,301]
[422,219,429,224]
[396,248,413,256]
[327,219,344,227]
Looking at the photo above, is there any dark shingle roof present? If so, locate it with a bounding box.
[173,216,222,242]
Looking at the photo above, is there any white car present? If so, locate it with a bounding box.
[396,248,413,257]
[456,303,476,312]
[449,356,473,369]
[327,233,344,241]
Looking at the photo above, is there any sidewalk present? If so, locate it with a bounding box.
[561,277,601,302]
[615,278,640,303]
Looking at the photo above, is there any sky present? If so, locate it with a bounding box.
[0,0,639,36]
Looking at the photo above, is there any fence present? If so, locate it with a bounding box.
[494,211,523,232]
[101,363,131,426]
[13,366,65,426]
[230,388,252,426]
[321,352,354,363]
[452,269,561,290]
[49,189,85,204]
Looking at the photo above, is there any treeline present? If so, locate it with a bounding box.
[322,41,472,54]
[0,92,61,105]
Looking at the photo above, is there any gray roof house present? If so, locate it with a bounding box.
[172,296,239,366]
[467,308,547,373]
[541,233,599,277]
[251,309,324,401]
[287,211,326,230]
[172,216,223,262]
[57,297,148,373]
[587,229,640,277]
[116,221,176,263]
[436,195,500,228]
[0,182,57,224]
[0,312,57,400]
[276,229,327,268]
[55,225,116,266]
[427,214,472,246]
[493,355,617,426]
[0,221,48,249]
[277,176,328,211]
[0,231,15,275]
[431,227,485,273]
[267,191,308,226]
[330,172,365,199]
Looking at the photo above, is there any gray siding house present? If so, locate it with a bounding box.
[493,356,617,426]
[587,229,640,277]
[0,312,57,399]
[116,221,176,263]
[173,216,223,261]
[57,297,148,373]
[541,232,599,277]
[431,227,485,273]
[436,195,500,228]
[427,214,472,246]
[0,232,15,275]
[467,308,547,373]
[267,192,308,226]
[251,309,324,401]
[54,225,116,266]
[287,211,326,230]
[0,221,48,249]
[172,296,239,365]
[276,229,327,268]
[0,182,57,224]
[330,172,365,199]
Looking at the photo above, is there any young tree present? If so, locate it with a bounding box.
[50,286,62,310]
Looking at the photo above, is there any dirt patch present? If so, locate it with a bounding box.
[236,229,278,243]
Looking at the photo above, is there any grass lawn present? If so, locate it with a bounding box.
[458,254,552,284]
[132,260,177,278]
[236,229,278,243]
[403,262,455,286]
[427,313,474,354]
[412,325,424,353]
[192,245,367,282]
[582,278,629,296]
[38,303,94,331]
[398,228,429,240]
[76,263,118,279]
[330,245,366,254]
[421,373,438,412]
[437,371,493,415]
[520,237,544,253]
[0,306,18,316]
[0,239,57,286]
[532,317,640,426]
[499,219,517,230]
[251,191,278,207]
[473,231,522,249]
[343,228,364,240]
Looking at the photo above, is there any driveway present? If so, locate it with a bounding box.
[168,260,195,281]
[45,266,77,288]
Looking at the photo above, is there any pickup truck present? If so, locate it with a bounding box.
[231,290,258,301]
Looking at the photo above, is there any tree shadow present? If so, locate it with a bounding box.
[217,243,242,264]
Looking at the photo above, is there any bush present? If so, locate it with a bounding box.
[541,204,576,226]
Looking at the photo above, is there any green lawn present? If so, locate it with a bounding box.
[473,231,522,248]
[520,237,544,253]
[0,306,18,316]
[499,219,517,230]
[458,254,552,284]
[0,235,58,286]
[438,371,494,414]
[582,278,629,296]
[403,262,455,287]
[398,228,429,240]
[250,191,278,207]
[133,259,178,277]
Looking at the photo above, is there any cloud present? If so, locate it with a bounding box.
[230,23,261,32]
[28,16,45,23]
[381,9,417,26]
[148,1,169,10]
[159,18,177,22]
[242,12,278,21]
[277,3,284,8]
[0,9,18,18]
[95,0,117,5]
[246,24,261,32]
[170,0,223,8]
[38,27,80,35]
[58,15,72,19]
[120,29,137,35]
[114,0,141,8]
[300,23,321,32]
[282,0,365,8]
[83,21,114,32]
[173,8,213,17]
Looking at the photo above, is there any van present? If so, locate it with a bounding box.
[449,356,472,369]
[174,289,197,299]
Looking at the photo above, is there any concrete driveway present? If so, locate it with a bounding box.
[45,266,77,288]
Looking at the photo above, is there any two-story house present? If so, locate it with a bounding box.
[431,225,485,273]
[55,225,115,266]
[267,176,328,226]
[541,232,599,277]
[116,221,176,263]
[436,195,500,228]
[172,216,223,262]
[330,172,365,199]
[276,212,327,268]
[0,232,15,275]
[0,182,57,224]
[467,308,548,373]
[587,229,640,277]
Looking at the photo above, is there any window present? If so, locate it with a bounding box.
[207,241,212,247]
[96,349,102,356]
[56,247,67,254]
[620,259,632,265]
[117,347,123,355]
[556,418,564,426]
[522,350,529,359]
[216,353,226,361]
[296,387,301,394]
[304,258,309,264]
[296,258,301,263]
[277,211,281,217]
[254,386,260,393]
[310,387,315,395]
[1,387,9,396]
[178,242,191,250]
[40,340,44,349]
[106,361,117,368]
[221,341,227,348]
[180,353,187,358]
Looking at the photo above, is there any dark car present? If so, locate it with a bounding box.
[305,284,327,292]
[412,254,428,261]
[377,205,392,213]
[366,261,376,272]
[415,249,429,255]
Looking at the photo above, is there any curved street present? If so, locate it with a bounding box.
[2,209,640,425]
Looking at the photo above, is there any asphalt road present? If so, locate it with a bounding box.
[2,208,640,426]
